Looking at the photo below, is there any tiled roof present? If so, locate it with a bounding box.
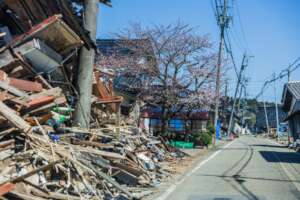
[286,81,300,100]
[282,81,300,117]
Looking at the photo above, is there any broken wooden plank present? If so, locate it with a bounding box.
[71,138,114,149]
[22,180,49,195]
[0,70,43,92]
[9,78,43,92]
[113,162,144,177]
[1,160,61,185]
[8,191,47,200]
[63,127,114,139]
[27,96,55,108]
[74,146,125,160]
[31,189,81,200]
[0,139,14,149]
[88,164,133,199]
[0,101,31,133]
[0,128,16,138]
[0,81,29,98]
[27,96,66,115]
[28,87,62,100]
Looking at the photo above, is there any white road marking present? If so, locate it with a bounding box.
[156,139,237,200]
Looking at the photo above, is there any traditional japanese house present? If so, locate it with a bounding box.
[140,104,210,136]
[282,81,300,142]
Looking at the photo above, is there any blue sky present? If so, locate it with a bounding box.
[97,0,300,102]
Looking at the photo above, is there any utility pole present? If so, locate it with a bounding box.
[241,85,247,128]
[287,64,291,82]
[237,83,243,112]
[228,53,247,135]
[214,0,229,143]
[263,99,270,136]
[286,66,291,144]
[74,0,99,128]
[225,79,228,98]
[273,73,279,140]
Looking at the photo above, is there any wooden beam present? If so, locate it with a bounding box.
[113,162,144,177]
[0,81,29,98]
[0,160,61,185]
[71,138,114,149]
[74,147,125,160]
[88,164,133,199]
[0,139,15,149]
[0,101,31,133]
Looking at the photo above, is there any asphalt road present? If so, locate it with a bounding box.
[157,136,300,200]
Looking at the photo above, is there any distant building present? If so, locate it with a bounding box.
[281,81,300,141]
[140,104,210,136]
[255,105,286,133]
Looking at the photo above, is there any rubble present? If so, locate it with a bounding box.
[0,1,185,199]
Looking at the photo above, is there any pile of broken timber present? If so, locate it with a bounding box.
[0,2,184,199]
[0,113,182,199]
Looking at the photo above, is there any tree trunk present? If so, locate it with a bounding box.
[160,105,169,137]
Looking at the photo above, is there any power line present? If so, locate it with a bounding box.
[228,28,245,52]
[224,29,239,78]
[233,0,250,52]
[255,57,300,99]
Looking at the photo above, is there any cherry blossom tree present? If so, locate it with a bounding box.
[97,22,221,134]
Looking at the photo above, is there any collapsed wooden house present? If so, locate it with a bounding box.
[0,1,187,199]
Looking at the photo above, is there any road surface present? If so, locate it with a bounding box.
[157,136,300,200]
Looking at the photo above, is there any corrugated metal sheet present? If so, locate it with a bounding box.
[16,38,62,73]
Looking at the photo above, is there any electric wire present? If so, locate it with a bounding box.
[255,57,300,99]
[224,29,239,78]
[233,0,251,53]
[228,28,245,52]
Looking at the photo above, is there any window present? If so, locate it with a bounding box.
[169,119,185,131]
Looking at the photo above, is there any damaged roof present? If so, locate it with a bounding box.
[0,0,110,49]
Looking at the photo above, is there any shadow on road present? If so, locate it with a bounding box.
[217,147,249,150]
[251,144,288,148]
[196,173,300,184]
[259,151,300,164]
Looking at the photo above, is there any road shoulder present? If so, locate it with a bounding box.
[145,139,236,200]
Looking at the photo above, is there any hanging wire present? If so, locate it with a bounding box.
[255,57,300,99]
[224,29,239,78]
[232,0,251,53]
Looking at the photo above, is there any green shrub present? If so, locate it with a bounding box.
[207,122,215,136]
[199,132,212,146]
[192,132,212,147]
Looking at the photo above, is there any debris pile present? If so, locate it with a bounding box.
[0,123,181,199]
[0,1,184,199]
